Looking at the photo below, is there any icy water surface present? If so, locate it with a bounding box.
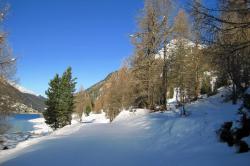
[0,114,41,150]
[6,114,41,133]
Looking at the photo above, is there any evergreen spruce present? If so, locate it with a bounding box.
[59,67,77,126]
[44,74,61,130]
[43,67,76,130]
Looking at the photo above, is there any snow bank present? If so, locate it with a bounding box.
[82,112,109,123]
[113,109,149,122]
[0,121,84,163]
[28,118,53,135]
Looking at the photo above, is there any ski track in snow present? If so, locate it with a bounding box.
[0,90,250,166]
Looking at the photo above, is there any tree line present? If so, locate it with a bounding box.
[45,0,250,126]
[87,0,250,121]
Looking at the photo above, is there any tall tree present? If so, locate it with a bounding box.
[44,67,76,130]
[171,10,192,115]
[59,67,77,126]
[156,0,173,110]
[44,74,61,130]
[131,0,162,109]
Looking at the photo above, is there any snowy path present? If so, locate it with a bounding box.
[1,93,250,166]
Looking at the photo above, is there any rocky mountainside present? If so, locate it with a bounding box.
[0,79,46,113]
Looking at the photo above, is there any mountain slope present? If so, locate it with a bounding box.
[86,71,117,100]
[0,79,46,113]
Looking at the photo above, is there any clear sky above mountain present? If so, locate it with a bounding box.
[5,0,144,95]
[4,0,215,96]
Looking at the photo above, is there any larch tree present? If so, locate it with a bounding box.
[155,0,173,110]
[131,0,162,110]
[191,0,250,104]
[74,86,86,122]
[171,9,192,115]
[74,86,93,121]
[99,66,133,122]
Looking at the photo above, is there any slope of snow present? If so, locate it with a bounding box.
[81,112,109,123]
[0,88,249,166]
[113,109,149,122]
[28,118,53,135]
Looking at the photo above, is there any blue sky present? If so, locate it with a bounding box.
[5,0,144,95]
[5,0,215,96]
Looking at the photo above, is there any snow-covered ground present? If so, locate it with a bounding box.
[0,88,249,166]
[28,118,53,135]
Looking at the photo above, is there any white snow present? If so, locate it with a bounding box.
[81,112,110,124]
[113,109,149,122]
[0,88,249,166]
[28,118,53,135]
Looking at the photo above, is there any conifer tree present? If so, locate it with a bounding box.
[44,67,76,130]
[59,67,76,126]
[44,74,61,130]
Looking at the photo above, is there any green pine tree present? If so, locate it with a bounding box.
[44,67,76,130]
[59,67,77,126]
[43,74,61,130]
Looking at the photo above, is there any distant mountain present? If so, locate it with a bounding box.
[0,79,46,113]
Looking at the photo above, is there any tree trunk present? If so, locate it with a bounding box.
[232,83,237,105]
[160,45,167,110]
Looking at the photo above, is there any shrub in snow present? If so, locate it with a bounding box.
[243,94,250,110]
[234,114,250,140]
[218,121,234,146]
[218,110,250,153]
[3,146,8,150]
[85,105,91,116]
